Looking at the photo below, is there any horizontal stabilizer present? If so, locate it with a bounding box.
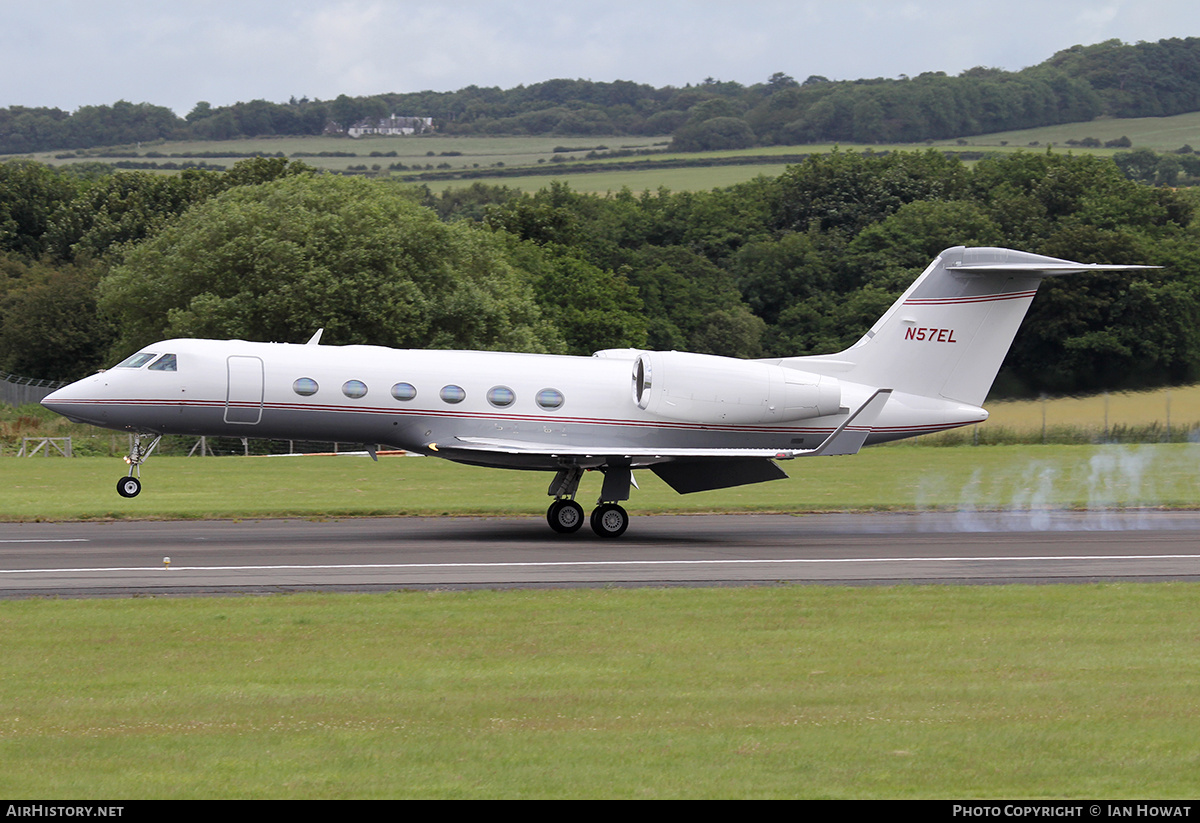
[947,262,1159,276]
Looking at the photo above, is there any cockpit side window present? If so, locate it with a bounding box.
[148,353,177,372]
[114,352,157,369]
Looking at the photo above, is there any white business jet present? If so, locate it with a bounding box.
[41,246,1152,537]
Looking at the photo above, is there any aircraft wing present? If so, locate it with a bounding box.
[434,388,893,464]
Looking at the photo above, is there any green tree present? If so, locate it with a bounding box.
[844,199,1004,290]
[767,285,896,357]
[328,94,362,128]
[1112,148,1163,184]
[621,245,760,356]
[0,260,112,380]
[670,116,756,151]
[505,241,647,355]
[44,158,315,263]
[99,175,562,357]
[733,230,838,324]
[0,160,79,259]
[773,149,969,234]
[689,307,766,358]
[185,101,213,123]
[552,109,615,135]
[766,72,798,91]
[43,170,222,262]
[483,180,586,247]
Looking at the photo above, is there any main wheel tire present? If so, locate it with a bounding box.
[547,500,584,533]
[117,476,141,498]
[590,504,629,538]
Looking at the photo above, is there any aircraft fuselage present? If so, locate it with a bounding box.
[44,338,983,471]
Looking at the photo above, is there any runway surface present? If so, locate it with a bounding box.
[3,510,1200,597]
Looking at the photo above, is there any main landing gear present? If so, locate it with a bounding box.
[545,466,632,538]
[116,434,161,498]
[589,503,629,538]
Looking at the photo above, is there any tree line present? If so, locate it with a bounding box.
[3,38,1199,155]
[3,149,1199,400]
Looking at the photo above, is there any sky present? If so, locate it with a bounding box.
[1,0,1197,117]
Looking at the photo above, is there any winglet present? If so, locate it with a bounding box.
[806,388,892,457]
[306,328,324,345]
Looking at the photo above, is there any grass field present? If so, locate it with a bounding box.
[939,110,1200,152]
[2,584,1199,798]
[987,384,1200,430]
[931,384,1200,446]
[10,109,1200,194]
[16,134,673,177]
[4,441,1200,521]
[420,163,792,194]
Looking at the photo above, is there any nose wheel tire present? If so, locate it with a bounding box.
[547,500,585,533]
[590,504,629,538]
[117,476,142,498]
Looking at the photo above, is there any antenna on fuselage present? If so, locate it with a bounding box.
[306,328,324,345]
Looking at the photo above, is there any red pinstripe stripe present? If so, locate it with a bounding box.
[48,397,979,437]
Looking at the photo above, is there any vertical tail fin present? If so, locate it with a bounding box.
[785,246,1156,406]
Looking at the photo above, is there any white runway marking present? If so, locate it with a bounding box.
[3,554,1199,575]
[0,539,89,544]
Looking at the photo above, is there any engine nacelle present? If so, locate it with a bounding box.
[592,348,644,360]
[631,351,841,425]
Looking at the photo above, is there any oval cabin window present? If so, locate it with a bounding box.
[487,386,515,407]
[440,385,466,404]
[536,388,564,410]
[342,380,368,399]
[391,382,417,401]
[293,378,319,396]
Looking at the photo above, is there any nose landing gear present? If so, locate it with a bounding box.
[117,434,161,498]
[116,476,141,498]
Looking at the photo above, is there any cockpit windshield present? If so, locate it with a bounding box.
[114,352,157,369]
[148,353,177,371]
[112,352,177,370]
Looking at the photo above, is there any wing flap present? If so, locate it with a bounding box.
[651,458,788,494]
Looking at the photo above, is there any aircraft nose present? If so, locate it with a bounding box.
[40,385,69,413]
[41,377,106,425]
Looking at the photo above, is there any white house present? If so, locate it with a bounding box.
[346,115,434,138]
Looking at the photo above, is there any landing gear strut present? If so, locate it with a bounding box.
[546,466,586,533]
[117,434,161,498]
[545,465,633,538]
